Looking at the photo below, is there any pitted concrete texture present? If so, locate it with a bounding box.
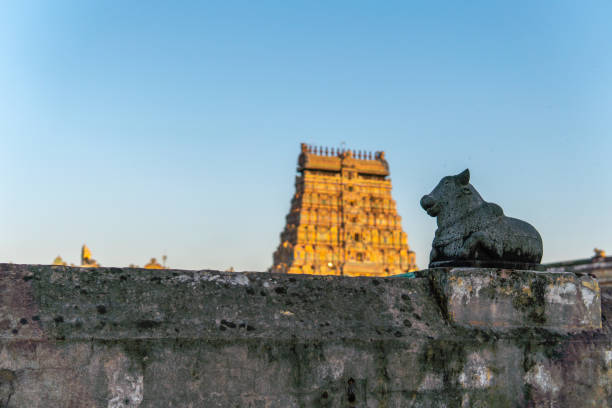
[428,268,602,332]
[0,263,611,407]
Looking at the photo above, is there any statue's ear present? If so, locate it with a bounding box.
[457,169,470,185]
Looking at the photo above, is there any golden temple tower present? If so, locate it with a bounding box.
[272,143,417,277]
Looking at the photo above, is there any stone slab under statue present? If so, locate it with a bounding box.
[425,267,601,332]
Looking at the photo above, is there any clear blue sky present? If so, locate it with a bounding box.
[1,1,610,270]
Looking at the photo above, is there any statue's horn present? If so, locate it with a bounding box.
[457,169,470,185]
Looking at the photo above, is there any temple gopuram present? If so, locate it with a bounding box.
[271,143,417,277]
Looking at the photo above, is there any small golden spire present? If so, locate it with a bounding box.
[81,244,99,267]
[144,257,163,269]
[594,248,606,259]
[52,255,66,266]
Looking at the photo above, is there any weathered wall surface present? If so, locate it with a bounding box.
[0,263,611,407]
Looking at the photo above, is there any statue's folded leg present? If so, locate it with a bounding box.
[461,231,488,259]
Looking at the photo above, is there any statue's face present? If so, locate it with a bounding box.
[420,169,470,217]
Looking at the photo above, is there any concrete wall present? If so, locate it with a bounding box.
[0,263,611,407]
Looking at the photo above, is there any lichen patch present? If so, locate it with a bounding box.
[524,364,559,394]
[458,353,492,389]
[604,350,612,367]
[417,373,444,391]
[107,373,143,408]
[545,282,577,306]
[105,353,144,408]
[173,272,250,287]
[581,286,596,309]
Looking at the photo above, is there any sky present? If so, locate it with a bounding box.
[1,1,611,271]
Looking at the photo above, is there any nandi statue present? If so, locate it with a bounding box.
[420,169,543,268]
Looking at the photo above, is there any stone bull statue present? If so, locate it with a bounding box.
[420,169,543,267]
